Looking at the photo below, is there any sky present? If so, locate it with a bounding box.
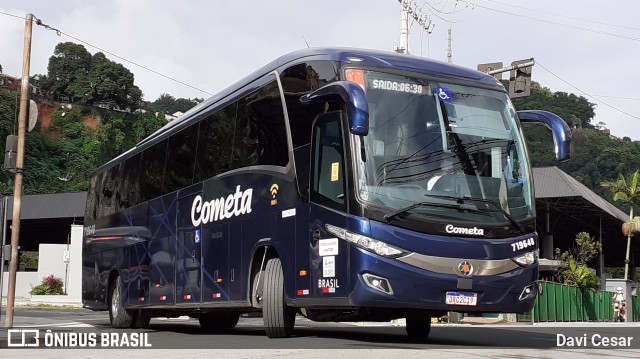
[0,0,639,139]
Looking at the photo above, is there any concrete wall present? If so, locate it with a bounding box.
[1,224,83,304]
[1,271,38,298]
[35,224,83,302]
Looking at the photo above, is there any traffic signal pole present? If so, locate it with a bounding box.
[5,13,33,329]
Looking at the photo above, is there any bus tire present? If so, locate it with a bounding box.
[405,310,431,338]
[263,258,295,338]
[199,313,240,330]
[108,276,133,328]
[131,309,152,329]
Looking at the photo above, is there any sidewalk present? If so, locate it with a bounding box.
[1,296,82,308]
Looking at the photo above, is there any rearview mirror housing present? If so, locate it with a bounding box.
[300,81,369,136]
[517,110,571,162]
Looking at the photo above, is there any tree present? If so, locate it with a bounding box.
[68,52,142,110]
[512,82,596,129]
[43,42,92,98]
[150,93,202,114]
[132,111,167,143]
[554,232,601,289]
[601,170,640,280]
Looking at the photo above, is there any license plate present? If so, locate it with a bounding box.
[445,292,477,306]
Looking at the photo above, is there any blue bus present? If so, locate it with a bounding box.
[82,48,571,338]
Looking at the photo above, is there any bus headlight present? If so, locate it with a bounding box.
[325,224,408,258]
[512,249,539,266]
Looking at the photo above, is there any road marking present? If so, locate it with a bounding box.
[17,322,94,328]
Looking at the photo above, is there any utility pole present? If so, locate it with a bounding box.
[5,13,33,329]
[447,28,453,63]
[398,2,409,54]
[395,0,434,55]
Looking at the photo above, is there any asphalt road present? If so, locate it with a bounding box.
[1,308,640,358]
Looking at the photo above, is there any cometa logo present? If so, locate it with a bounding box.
[191,186,253,227]
[445,224,485,236]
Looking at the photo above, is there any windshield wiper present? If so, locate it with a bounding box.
[383,201,476,224]
[423,194,524,234]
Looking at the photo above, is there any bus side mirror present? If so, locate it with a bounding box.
[300,81,369,136]
[517,110,571,162]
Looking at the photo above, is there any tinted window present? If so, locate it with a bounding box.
[194,103,236,182]
[165,123,199,193]
[141,140,168,202]
[232,79,288,169]
[281,61,338,149]
[119,153,142,208]
[310,112,346,211]
[86,171,101,221]
[97,164,120,218]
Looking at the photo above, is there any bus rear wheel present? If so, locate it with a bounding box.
[108,276,134,328]
[198,312,240,330]
[405,310,431,339]
[263,258,296,338]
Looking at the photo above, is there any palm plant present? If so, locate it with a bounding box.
[601,170,640,280]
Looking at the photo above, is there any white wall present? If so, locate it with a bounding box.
[1,224,83,303]
[36,224,83,302]
[1,271,38,298]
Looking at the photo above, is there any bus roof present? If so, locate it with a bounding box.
[99,47,503,171]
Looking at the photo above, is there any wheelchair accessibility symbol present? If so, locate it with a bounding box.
[436,87,452,102]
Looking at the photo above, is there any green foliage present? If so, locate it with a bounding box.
[512,82,596,128]
[149,93,203,114]
[132,111,167,142]
[42,42,92,98]
[554,232,601,289]
[0,88,18,140]
[18,251,39,271]
[41,43,142,110]
[30,274,64,295]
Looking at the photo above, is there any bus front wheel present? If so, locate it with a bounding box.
[108,276,134,328]
[405,310,431,339]
[263,258,295,338]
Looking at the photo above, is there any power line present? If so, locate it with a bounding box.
[590,95,640,101]
[0,11,213,96]
[536,60,640,121]
[0,10,23,20]
[458,0,640,42]
[482,0,640,32]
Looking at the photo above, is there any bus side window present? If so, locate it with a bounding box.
[310,112,346,211]
[164,123,199,193]
[281,61,339,198]
[194,103,236,182]
[141,139,168,202]
[233,79,288,169]
[119,153,142,209]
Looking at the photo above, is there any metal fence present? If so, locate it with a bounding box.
[530,281,639,322]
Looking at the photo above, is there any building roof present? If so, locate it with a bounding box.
[533,166,628,222]
[3,192,86,220]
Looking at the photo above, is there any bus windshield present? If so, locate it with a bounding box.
[354,69,533,224]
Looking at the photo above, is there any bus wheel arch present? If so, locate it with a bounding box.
[249,245,278,308]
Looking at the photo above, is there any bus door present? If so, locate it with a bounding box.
[308,112,350,298]
[202,223,229,302]
[176,192,202,303]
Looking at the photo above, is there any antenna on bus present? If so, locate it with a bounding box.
[302,36,310,48]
